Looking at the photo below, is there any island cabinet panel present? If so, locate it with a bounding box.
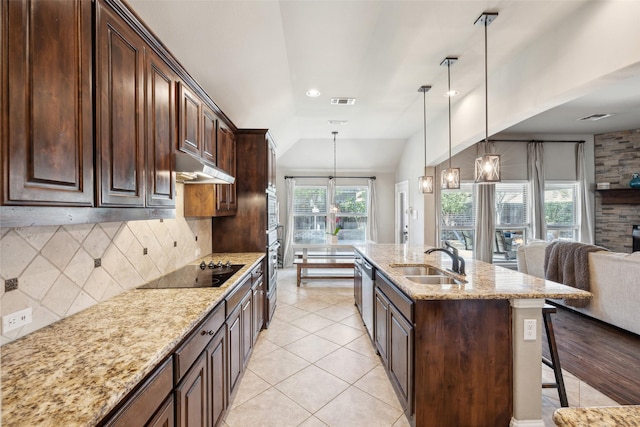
[147,395,175,427]
[388,304,413,414]
[413,299,512,427]
[374,287,390,366]
[2,0,94,206]
[96,0,145,206]
[145,50,176,207]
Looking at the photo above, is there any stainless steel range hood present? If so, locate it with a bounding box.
[175,152,235,184]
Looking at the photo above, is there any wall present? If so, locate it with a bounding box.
[594,128,640,252]
[0,185,212,344]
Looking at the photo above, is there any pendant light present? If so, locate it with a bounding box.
[440,57,460,190]
[418,85,434,194]
[474,12,501,184]
[330,131,339,213]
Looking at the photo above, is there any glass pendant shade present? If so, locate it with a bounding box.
[474,153,501,183]
[441,167,460,189]
[419,168,434,194]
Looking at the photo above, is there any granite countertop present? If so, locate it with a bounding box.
[1,252,264,427]
[553,406,640,426]
[354,243,592,301]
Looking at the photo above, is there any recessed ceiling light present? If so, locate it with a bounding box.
[328,120,348,125]
[306,89,321,97]
[445,90,459,97]
[330,97,356,105]
[578,113,613,121]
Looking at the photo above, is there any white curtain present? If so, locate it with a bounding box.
[283,178,296,267]
[474,183,495,263]
[366,178,378,243]
[577,143,594,244]
[528,142,546,240]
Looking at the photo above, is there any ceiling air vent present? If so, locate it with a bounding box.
[330,97,356,105]
[578,113,613,121]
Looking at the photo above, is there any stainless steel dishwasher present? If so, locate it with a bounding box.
[361,259,375,340]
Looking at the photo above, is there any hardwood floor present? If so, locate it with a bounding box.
[543,303,640,405]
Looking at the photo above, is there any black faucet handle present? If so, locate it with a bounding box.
[443,241,458,256]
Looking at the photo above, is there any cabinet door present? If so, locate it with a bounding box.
[374,287,389,366]
[2,0,93,206]
[252,277,264,344]
[227,306,242,397]
[178,83,201,158]
[96,0,145,206]
[147,394,175,427]
[388,305,413,413]
[241,291,253,366]
[207,327,226,427]
[354,263,363,314]
[215,124,236,213]
[175,353,207,427]
[146,50,176,208]
[201,105,218,166]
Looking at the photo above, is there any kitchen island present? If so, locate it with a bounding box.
[354,243,591,427]
[1,252,264,427]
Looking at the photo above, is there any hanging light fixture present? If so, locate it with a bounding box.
[440,57,460,190]
[474,12,501,184]
[330,131,340,213]
[417,85,434,194]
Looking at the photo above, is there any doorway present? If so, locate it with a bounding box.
[395,181,409,244]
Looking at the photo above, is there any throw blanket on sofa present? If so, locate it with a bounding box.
[544,241,609,307]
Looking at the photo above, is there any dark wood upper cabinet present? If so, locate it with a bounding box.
[202,104,218,166]
[178,83,202,159]
[2,0,94,206]
[146,50,176,207]
[215,123,237,214]
[96,0,145,207]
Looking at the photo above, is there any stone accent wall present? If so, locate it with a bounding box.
[594,128,640,252]
[0,218,212,344]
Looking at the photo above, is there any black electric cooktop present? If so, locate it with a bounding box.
[137,262,245,289]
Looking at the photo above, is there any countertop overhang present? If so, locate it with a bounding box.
[354,243,592,301]
[1,252,265,427]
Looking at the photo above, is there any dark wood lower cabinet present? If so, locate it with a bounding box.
[241,292,253,366]
[227,305,242,398]
[147,395,175,427]
[370,269,512,426]
[175,353,207,427]
[207,327,226,427]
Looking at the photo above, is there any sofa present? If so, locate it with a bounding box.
[517,241,640,336]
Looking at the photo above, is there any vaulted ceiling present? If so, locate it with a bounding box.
[127,0,640,173]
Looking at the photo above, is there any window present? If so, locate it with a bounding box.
[292,186,327,244]
[440,183,474,251]
[334,186,368,242]
[292,184,369,244]
[439,182,528,255]
[544,182,578,241]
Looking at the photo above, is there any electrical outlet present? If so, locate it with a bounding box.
[2,307,32,333]
[524,319,537,341]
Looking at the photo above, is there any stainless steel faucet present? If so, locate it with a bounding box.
[425,241,466,275]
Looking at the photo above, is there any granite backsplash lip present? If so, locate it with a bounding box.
[354,243,592,301]
[1,252,265,427]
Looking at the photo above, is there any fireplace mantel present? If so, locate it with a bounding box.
[596,188,640,205]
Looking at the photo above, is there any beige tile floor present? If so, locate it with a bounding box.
[223,268,619,427]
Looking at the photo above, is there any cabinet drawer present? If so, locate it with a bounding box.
[225,275,252,315]
[375,271,414,322]
[104,357,173,427]
[174,303,225,383]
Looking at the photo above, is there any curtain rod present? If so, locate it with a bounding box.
[285,175,376,180]
[488,139,585,144]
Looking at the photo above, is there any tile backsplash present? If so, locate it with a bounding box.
[0,217,212,344]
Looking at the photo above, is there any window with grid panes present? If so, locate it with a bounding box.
[544,182,578,241]
[292,186,327,244]
[334,186,368,243]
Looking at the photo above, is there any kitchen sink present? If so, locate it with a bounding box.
[404,275,459,285]
[390,265,442,276]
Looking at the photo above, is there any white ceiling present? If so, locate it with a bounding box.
[127,0,640,172]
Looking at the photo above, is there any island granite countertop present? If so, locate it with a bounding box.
[353,243,592,301]
[1,252,264,427]
[553,405,640,426]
